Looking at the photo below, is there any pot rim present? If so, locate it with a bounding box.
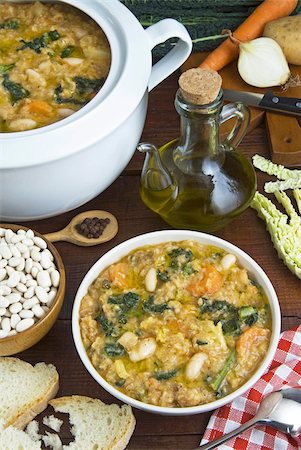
[0,0,151,168]
[72,229,281,416]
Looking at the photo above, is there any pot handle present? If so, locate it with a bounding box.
[145,19,192,92]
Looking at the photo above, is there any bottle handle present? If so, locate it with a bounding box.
[220,101,250,148]
[145,19,192,92]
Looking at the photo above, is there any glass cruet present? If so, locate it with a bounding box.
[138,68,256,232]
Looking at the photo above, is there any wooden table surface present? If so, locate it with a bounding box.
[16,70,301,449]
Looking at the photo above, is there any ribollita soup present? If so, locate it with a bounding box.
[79,240,271,408]
[0,1,111,132]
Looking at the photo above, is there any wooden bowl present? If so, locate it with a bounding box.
[0,224,66,356]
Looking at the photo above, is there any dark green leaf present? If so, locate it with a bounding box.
[18,30,60,53]
[115,379,125,387]
[196,339,208,346]
[54,85,86,105]
[104,343,125,357]
[154,369,178,380]
[222,318,241,336]
[74,76,104,95]
[0,64,14,74]
[208,349,236,393]
[2,74,30,104]
[0,19,20,30]
[96,313,115,337]
[102,279,111,289]
[61,45,75,58]
[182,264,196,275]
[108,292,140,312]
[157,269,170,282]
[143,295,170,314]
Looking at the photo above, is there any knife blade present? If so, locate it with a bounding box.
[223,89,301,117]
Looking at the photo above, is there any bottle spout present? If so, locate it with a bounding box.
[137,142,173,191]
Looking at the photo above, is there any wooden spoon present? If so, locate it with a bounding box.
[44,210,118,246]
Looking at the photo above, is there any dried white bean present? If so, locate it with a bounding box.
[11,234,23,244]
[0,285,11,296]
[23,249,30,259]
[32,304,46,318]
[47,289,57,306]
[35,286,48,303]
[17,229,26,235]
[41,254,52,269]
[19,309,34,319]
[16,242,27,254]
[37,270,51,288]
[0,259,7,268]
[0,308,6,316]
[0,296,9,308]
[118,332,138,351]
[31,267,38,278]
[0,268,6,282]
[26,279,37,288]
[19,272,27,284]
[23,296,39,310]
[221,254,237,270]
[26,229,34,239]
[10,313,21,328]
[4,229,14,244]
[1,317,11,332]
[6,266,15,276]
[0,229,4,237]
[33,236,47,250]
[6,272,20,288]
[16,318,35,332]
[42,249,54,262]
[16,258,25,272]
[16,283,27,293]
[0,245,12,260]
[8,257,21,268]
[8,330,17,336]
[145,267,157,292]
[24,285,35,299]
[9,246,21,258]
[9,302,22,314]
[32,262,43,271]
[129,338,157,362]
[6,293,21,304]
[22,238,34,246]
[0,330,8,339]
[25,258,33,274]
[31,249,41,262]
[50,270,60,288]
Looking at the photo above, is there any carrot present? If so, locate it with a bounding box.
[26,99,53,116]
[199,0,298,71]
[108,262,133,289]
[236,326,270,360]
[187,265,223,297]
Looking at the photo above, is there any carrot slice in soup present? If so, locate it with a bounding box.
[108,262,133,289]
[187,265,223,297]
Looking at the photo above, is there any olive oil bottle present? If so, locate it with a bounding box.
[139,68,256,232]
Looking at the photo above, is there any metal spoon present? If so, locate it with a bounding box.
[194,387,301,450]
[44,210,118,246]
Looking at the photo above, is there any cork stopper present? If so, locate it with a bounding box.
[179,68,222,105]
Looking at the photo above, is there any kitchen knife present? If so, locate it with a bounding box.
[223,89,301,117]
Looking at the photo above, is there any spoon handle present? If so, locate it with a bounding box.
[195,417,259,450]
[44,230,66,243]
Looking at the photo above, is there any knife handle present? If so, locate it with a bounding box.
[260,91,301,116]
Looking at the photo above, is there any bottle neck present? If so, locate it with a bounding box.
[173,90,223,174]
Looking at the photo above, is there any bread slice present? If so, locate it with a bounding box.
[50,396,135,450]
[0,357,59,429]
[0,419,41,450]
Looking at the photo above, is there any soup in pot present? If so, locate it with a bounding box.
[79,240,272,408]
[0,1,111,132]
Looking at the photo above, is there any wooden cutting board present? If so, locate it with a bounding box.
[182,53,301,166]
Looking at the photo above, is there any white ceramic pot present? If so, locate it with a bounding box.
[0,0,192,221]
[72,230,281,416]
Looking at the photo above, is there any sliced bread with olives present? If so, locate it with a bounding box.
[0,357,59,429]
[50,395,135,450]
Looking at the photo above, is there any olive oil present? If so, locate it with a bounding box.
[140,139,256,232]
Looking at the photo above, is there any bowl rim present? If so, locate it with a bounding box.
[72,230,281,415]
[0,223,66,343]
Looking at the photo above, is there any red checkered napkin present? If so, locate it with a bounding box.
[200,325,301,449]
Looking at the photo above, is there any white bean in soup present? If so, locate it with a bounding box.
[79,240,272,408]
[0,1,111,132]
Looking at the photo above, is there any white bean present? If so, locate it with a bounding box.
[63,57,83,65]
[31,249,41,262]
[6,272,20,288]
[41,254,52,269]
[8,257,21,268]
[118,332,138,351]
[0,285,11,296]
[129,338,157,362]
[22,238,34,246]
[19,309,34,319]
[24,285,35,299]
[16,258,25,272]
[0,268,6,282]
[221,254,237,270]
[0,259,7,268]
[185,353,208,381]
[0,296,9,308]
[19,272,27,284]
[10,313,21,328]
[17,229,26,235]
[47,289,57,306]
[0,308,6,316]
[9,246,21,258]
[8,330,17,336]
[33,236,47,250]
[11,234,23,244]
[145,267,157,293]
[9,302,22,314]
[16,318,35,332]
[32,304,45,319]
[35,286,48,303]
[16,242,27,254]
[26,229,34,239]
[0,245,12,260]
[26,279,37,288]
[25,258,33,274]
[6,266,15,276]
[1,317,11,332]
[16,283,27,293]
[4,229,14,244]
[37,270,51,288]
[0,229,5,237]
[31,267,38,278]
[0,330,8,339]
[6,293,21,304]
[42,249,54,262]
[50,270,60,288]
[23,296,39,310]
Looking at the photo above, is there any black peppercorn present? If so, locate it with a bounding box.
[76,217,110,239]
